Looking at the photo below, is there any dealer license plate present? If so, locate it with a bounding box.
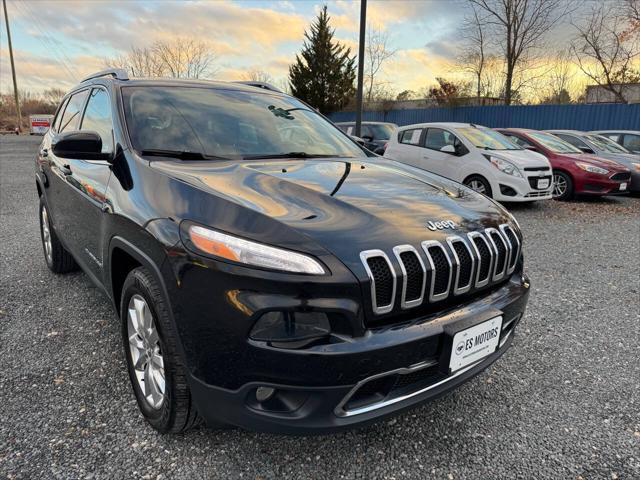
[449,316,503,372]
[620,182,627,191]
[537,178,550,189]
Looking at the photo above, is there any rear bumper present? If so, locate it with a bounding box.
[187,273,530,434]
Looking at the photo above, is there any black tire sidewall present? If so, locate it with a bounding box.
[120,269,174,430]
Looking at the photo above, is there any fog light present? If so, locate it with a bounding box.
[249,311,330,343]
[255,387,276,402]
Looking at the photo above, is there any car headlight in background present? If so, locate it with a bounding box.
[575,162,609,175]
[485,155,522,177]
[186,225,326,274]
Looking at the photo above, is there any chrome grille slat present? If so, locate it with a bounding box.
[446,236,474,295]
[392,245,427,309]
[485,227,509,281]
[360,250,396,315]
[500,224,521,274]
[467,231,493,288]
[421,240,452,302]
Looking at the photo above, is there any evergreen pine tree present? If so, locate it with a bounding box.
[289,5,356,114]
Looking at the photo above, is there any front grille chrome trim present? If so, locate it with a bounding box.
[467,231,493,288]
[499,224,521,275]
[446,236,474,295]
[421,240,452,302]
[485,227,508,282]
[392,245,427,309]
[360,250,397,315]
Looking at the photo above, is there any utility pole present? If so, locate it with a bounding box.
[3,0,22,133]
[354,0,366,138]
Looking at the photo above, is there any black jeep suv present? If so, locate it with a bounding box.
[36,69,530,434]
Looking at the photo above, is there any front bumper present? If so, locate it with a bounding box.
[186,273,530,434]
[491,173,553,202]
[575,171,631,196]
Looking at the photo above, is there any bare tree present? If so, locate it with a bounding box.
[540,51,576,103]
[243,69,274,83]
[153,38,217,78]
[42,88,66,107]
[571,3,640,103]
[106,38,217,79]
[458,7,490,100]
[364,26,396,103]
[468,0,569,105]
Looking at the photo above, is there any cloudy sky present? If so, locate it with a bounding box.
[0,0,592,97]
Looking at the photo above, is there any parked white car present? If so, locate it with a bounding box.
[384,122,553,202]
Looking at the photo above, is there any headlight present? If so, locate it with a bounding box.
[576,162,608,175]
[632,162,640,172]
[186,224,326,274]
[486,156,522,177]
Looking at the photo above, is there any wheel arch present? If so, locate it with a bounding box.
[108,236,171,318]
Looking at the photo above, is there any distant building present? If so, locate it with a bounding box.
[585,83,640,104]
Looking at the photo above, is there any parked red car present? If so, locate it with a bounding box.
[497,128,631,200]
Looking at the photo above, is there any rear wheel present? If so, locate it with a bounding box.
[39,197,76,273]
[464,175,493,198]
[552,171,573,200]
[120,267,203,433]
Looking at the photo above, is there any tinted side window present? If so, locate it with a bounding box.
[80,88,114,153]
[505,134,533,148]
[556,134,587,150]
[59,90,89,133]
[399,128,423,145]
[52,97,70,133]
[623,134,640,151]
[424,128,456,150]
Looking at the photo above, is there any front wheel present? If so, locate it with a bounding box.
[121,267,203,433]
[39,197,76,273]
[463,175,493,198]
[552,171,573,200]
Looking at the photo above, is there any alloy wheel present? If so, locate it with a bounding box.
[467,179,486,194]
[41,205,53,263]
[552,174,567,198]
[127,294,166,409]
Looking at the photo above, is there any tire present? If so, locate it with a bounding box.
[464,175,493,198]
[120,267,203,433]
[552,170,573,200]
[39,196,77,273]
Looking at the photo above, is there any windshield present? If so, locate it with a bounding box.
[121,86,365,159]
[528,132,582,153]
[585,134,630,154]
[458,127,521,150]
[369,124,396,140]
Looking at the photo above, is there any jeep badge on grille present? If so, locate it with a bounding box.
[427,220,456,231]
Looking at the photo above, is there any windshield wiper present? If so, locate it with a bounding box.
[138,149,227,160]
[243,152,353,160]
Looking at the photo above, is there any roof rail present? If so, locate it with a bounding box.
[233,81,282,93]
[81,68,130,83]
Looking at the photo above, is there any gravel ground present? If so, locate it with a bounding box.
[1,135,639,480]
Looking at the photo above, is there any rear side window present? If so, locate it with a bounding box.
[80,88,114,153]
[52,97,70,133]
[399,128,423,145]
[424,128,456,150]
[59,90,89,133]
[623,134,640,151]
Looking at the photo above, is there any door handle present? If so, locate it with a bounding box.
[40,148,48,157]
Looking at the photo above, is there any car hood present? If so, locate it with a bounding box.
[591,152,639,166]
[563,153,631,171]
[151,157,514,267]
[491,149,550,167]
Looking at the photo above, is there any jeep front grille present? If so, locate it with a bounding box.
[360,224,520,315]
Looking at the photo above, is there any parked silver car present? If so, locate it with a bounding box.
[590,130,640,154]
[547,130,640,194]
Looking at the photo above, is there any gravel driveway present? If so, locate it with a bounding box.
[1,135,638,479]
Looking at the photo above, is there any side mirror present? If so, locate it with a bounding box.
[52,131,112,161]
[579,146,594,154]
[440,144,456,154]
